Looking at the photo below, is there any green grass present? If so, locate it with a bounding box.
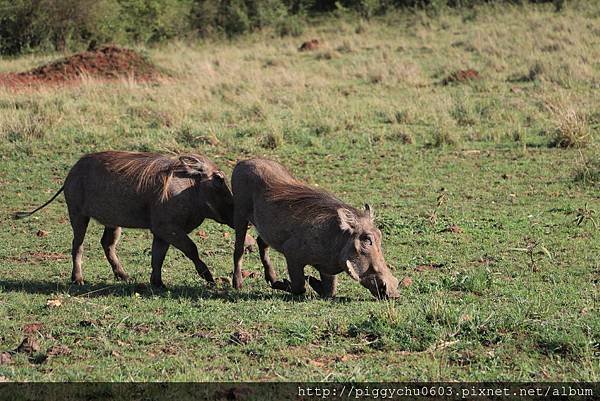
[0,3,598,381]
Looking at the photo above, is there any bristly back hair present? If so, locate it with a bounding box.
[264,177,361,224]
[88,151,201,202]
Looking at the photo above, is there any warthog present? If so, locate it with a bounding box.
[231,158,400,299]
[16,151,253,288]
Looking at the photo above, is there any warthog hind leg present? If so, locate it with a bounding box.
[152,225,214,285]
[101,226,129,281]
[69,213,90,285]
[150,235,169,288]
[257,236,277,285]
[307,272,337,298]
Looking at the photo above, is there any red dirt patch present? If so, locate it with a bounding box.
[10,251,68,263]
[46,344,71,357]
[23,323,44,334]
[299,39,320,52]
[401,276,413,287]
[442,69,480,85]
[415,263,445,272]
[440,224,463,234]
[0,45,160,89]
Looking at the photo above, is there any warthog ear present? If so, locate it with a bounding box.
[345,260,360,281]
[364,203,375,220]
[337,208,357,233]
[178,155,209,176]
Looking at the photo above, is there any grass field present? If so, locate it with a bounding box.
[0,3,598,381]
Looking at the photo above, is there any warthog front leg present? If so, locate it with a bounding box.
[152,225,214,285]
[69,213,90,285]
[257,236,277,285]
[101,226,129,281]
[272,256,305,296]
[307,272,337,298]
[150,235,169,288]
[232,216,248,290]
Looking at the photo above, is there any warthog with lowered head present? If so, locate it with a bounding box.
[231,158,400,299]
[16,151,253,288]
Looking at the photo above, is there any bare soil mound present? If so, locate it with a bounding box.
[0,45,160,88]
[442,69,480,85]
[299,39,320,52]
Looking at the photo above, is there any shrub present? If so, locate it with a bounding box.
[548,107,591,148]
[0,0,562,55]
[0,0,193,54]
[276,14,306,37]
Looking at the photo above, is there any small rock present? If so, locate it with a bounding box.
[308,358,326,368]
[299,39,319,52]
[444,224,463,234]
[133,324,150,334]
[442,69,480,85]
[401,277,413,287]
[0,352,12,365]
[47,345,71,357]
[46,298,62,308]
[415,263,444,272]
[23,323,44,334]
[36,230,48,238]
[15,337,40,354]
[229,330,253,345]
[241,270,257,279]
[192,331,212,339]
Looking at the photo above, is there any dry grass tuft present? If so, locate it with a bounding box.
[573,149,600,186]
[546,104,592,148]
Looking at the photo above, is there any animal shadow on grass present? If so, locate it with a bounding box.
[0,279,355,303]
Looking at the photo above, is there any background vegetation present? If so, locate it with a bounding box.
[0,0,561,55]
[0,1,598,381]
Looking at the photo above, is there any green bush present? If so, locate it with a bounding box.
[276,14,306,36]
[0,0,193,54]
[116,0,193,43]
[0,0,559,55]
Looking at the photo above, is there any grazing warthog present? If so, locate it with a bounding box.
[16,151,253,288]
[231,158,400,299]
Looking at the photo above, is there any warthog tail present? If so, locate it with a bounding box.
[14,186,65,219]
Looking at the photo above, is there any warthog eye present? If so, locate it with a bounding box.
[360,233,373,247]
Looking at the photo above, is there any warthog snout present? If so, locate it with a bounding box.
[205,171,235,227]
[360,273,400,300]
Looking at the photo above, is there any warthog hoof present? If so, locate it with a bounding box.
[150,278,166,289]
[114,271,130,281]
[232,274,243,290]
[72,278,85,286]
[271,279,292,292]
